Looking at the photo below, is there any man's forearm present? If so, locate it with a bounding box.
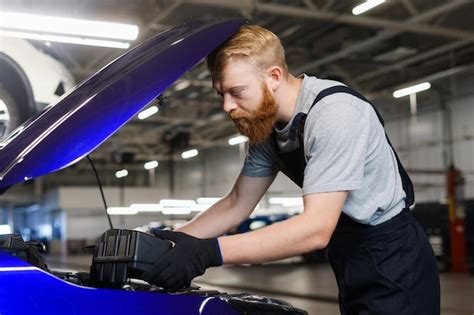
[218,211,333,265]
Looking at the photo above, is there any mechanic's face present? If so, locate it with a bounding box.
[213,57,278,144]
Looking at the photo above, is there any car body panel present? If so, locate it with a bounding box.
[0,251,238,314]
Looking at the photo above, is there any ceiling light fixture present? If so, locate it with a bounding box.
[107,207,137,215]
[174,80,190,91]
[162,207,192,215]
[352,0,385,15]
[190,204,210,212]
[181,149,198,159]
[0,11,139,40]
[393,82,431,98]
[130,204,163,212]
[228,135,248,146]
[115,169,128,178]
[196,197,220,204]
[144,160,159,170]
[160,199,196,207]
[269,197,303,207]
[138,106,159,120]
[0,30,130,49]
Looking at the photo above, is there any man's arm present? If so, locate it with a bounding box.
[176,173,276,238]
[218,190,347,264]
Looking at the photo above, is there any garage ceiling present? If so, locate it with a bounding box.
[0,0,473,185]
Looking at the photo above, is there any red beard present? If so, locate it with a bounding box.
[230,84,278,144]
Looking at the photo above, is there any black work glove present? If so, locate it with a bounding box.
[141,230,223,291]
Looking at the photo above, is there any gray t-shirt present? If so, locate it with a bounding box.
[242,75,407,225]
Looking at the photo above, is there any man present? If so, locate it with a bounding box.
[142,25,440,314]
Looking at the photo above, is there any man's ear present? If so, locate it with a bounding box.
[267,66,283,91]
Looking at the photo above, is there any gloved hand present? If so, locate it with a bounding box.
[141,230,223,291]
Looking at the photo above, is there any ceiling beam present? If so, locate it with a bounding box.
[400,0,419,16]
[355,40,473,83]
[256,3,474,39]
[365,62,474,99]
[184,0,473,39]
[321,0,337,12]
[302,0,317,11]
[292,1,467,74]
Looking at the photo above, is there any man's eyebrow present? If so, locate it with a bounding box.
[214,84,246,94]
[228,85,247,92]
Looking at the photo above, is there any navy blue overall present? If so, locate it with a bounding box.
[271,86,440,314]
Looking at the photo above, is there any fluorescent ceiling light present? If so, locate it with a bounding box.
[174,80,190,91]
[181,149,198,159]
[107,207,137,215]
[138,106,159,120]
[190,204,210,212]
[228,135,249,146]
[352,0,385,15]
[196,197,220,204]
[269,197,302,204]
[0,11,138,41]
[0,224,12,235]
[115,169,128,178]
[144,160,159,170]
[160,199,196,207]
[130,204,163,212]
[0,30,130,49]
[162,207,192,215]
[393,82,431,98]
[269,197,303,207]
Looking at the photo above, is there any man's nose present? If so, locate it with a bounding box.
[222,96,238,113]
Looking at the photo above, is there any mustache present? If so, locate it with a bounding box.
[229,110,252,121]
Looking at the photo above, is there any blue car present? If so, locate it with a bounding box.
[0,18,307,315]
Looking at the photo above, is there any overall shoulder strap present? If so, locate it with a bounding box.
[288,85,414,207]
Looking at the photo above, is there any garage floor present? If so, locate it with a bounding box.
[48,255,474,314]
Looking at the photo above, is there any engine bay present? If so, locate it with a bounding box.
[0,229,307,315]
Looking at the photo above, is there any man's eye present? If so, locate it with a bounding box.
[231,90,243,97]
[216,92,223,99]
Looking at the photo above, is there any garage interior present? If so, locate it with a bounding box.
[0,0,473,314]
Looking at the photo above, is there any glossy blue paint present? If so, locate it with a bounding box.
[0,250,238,315]
[0,18,246,190]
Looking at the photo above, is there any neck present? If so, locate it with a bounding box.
[275,74,303,123]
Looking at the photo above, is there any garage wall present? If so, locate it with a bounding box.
[386,91,474,202]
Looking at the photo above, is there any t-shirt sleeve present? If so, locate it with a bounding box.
[241,141,279,178]
[302,99,370,195]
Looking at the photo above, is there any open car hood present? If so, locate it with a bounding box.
[0,18,246,191]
